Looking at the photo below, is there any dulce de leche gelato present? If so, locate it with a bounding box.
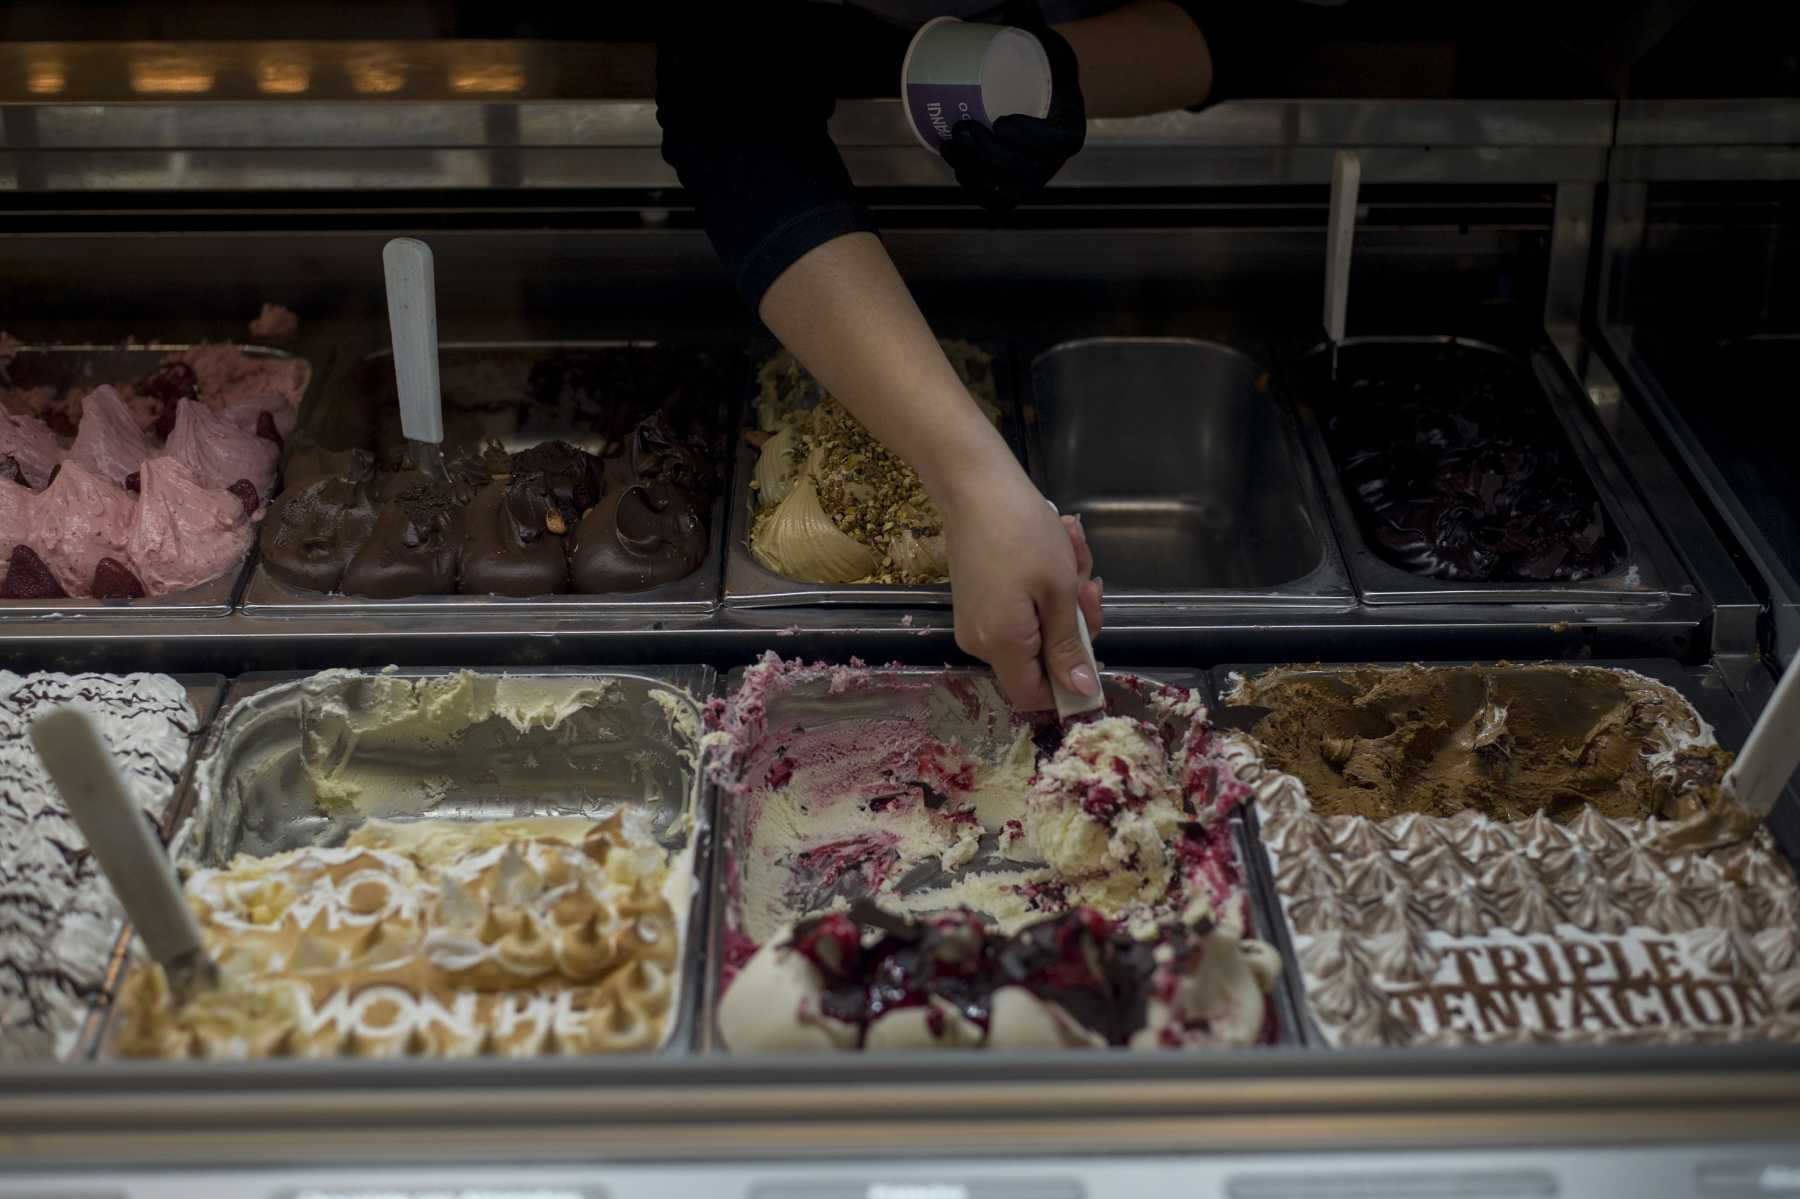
[111,814,680,1058]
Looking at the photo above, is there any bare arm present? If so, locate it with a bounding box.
[759,232,1102,709]
[1058,0,1215,118]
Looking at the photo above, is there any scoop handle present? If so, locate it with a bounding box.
[1726,653,1800,817]
[1324,149,1361,364]
[29,707,208,979]
[383,236,444,445]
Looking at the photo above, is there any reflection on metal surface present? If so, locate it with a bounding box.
[256,50,311,96]
[449,46,525,95]
[346,47,407,95]
[129,53,216,96]
[25,57,65,96]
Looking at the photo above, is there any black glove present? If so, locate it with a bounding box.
[940,1,1086,212]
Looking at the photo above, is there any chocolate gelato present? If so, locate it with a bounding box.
[258,347,731,598]
[258,476,379,594]
[1318,342,1625,582]
[340,480,464,598]
[570,481,707,593]
[1232,664,1733,824]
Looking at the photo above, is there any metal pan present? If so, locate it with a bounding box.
[1028,337,1353,610]
[238,342,739,617]
[700,664,1302,1051]
[0,344,311,620]
[722,341,1027,608]
[1287,336,1685,605]
[1210,658,1784,1050]
[82,665,716,1060]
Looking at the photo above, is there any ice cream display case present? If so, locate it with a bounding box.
[0,49,1798,1190]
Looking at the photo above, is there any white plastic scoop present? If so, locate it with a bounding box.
[382,236,449,483]
[29,707,217,1002]
[1726,652,1800,818]
[1324,149,1361,381]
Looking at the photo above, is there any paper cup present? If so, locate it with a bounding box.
[901,16,1052,156]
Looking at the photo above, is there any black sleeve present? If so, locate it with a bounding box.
[656,4,881,311]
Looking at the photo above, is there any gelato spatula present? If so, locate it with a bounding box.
[1726,651,1800,818]
[1043,499,1104,722]
[382,236,449,483]
[1324,149,1361,381]
[29,707,217,1003]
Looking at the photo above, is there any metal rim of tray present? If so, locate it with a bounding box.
[1287,335,1689,606]
[76,664,719,1062]
[0,344,312,621]
[238,340,739,617]
[1025,335,1357,610]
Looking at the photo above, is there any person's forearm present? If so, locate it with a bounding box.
[1058,0,1214,117]
[756,231,1018,508]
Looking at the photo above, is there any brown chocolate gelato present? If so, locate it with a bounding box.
[259,477,379,593]
[569,480,707,593]
[339,480,464,598]
[1233,664,1733,824]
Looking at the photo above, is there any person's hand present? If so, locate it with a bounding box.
[939,1,1086,212]
[941,462,1104,711]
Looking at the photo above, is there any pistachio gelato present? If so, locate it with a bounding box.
[747,341,1000,585]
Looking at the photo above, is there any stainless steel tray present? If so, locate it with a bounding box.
[1287,336,1685,605]
[1209,658,1777,1050]
[81,665,717,1060]
[1028,337,1353,609]
[722,343,1028,608]
[239,342,739,617]
[700,664,1302,1051]
[0,344,312,621]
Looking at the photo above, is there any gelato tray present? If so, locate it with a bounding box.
[1289,337,1681,605]
[1,343,312,618]
[724,340,1026,607]
[701,656,1301,1052]
[1028,337,1351,607]
[85,666,713,1060]
[241,343,738,617]
[1213,660,1800,1050]
[0,671,224,1062]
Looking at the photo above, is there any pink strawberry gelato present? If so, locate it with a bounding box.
[164,399,279,494]
[0,410,67,490]
[27,461,136,596]
[123,457,255,595]
[66,386,150,487]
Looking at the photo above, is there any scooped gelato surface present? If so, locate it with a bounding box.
[1231,664,1734,825]
[1317,341,1625,582]
[704,655,1282,1052]
[747,341,1000,585]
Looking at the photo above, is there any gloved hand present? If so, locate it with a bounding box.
[940,0,1086,212]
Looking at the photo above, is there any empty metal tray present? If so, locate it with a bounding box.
[1288,336,1686,605]
[1028,338,1352,608]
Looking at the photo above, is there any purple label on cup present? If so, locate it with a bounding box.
[906,82,989,148]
